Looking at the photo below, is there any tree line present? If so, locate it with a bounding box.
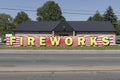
[87,6,119,34]
[0,0,120,39]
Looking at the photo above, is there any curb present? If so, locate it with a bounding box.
[0,65,120,72]
[0,50,120,54]
[0,70,119,73]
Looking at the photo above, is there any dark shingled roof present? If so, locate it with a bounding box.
[68,21,115,32]
[15,21,60,32]
[15,21,116,32]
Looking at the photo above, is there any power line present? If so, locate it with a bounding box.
[63,12,94,15]
[0,7,94,15]
[62,8,119,14]
[63,9,104,13]
[63,12,120,16]
[0,7,120,16]
[0,7,36,12]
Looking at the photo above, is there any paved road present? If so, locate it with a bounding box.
[0,72,120,80]
[0,53,120,66]
[0,51,120,80]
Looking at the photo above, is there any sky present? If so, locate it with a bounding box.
[0,0,120,21]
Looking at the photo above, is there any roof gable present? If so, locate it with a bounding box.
[53,21,74,31]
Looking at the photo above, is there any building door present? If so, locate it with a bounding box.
[59,34,69,36]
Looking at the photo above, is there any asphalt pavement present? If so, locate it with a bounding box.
[0,50,120,80]
[0,53,120,66]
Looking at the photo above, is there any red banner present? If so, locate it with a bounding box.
[6,36,115,47]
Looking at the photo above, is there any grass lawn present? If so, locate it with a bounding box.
[0,45,120,50]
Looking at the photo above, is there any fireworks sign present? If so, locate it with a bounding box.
[6,36,114,47]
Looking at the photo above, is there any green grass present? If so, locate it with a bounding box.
[0,45,120,50]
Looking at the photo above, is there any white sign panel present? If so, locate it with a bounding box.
[5,34,12,37]
[0,38,1,43]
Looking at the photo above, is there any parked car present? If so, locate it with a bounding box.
[116,39,120,44]
[116,36,120,44]
[3,39,6,43]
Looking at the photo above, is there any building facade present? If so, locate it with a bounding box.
[14,21,116,46]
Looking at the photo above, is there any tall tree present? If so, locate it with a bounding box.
[14,11,31,25]
[0,13,15,36]
[103,6,117,25]
[92,11,103,21]
[37,1,65,21]
[88,11,103,21]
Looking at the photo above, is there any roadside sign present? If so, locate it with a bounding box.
[0,38,1,43]
[5,34,12,37]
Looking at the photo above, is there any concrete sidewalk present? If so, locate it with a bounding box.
[0,65,120,72]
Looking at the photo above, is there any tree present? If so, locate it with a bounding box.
[92,11,103,21]
[88,16,93,21]
[115,20,120,35]
[14,11,31,25]
[103,6,117,25]
[88,11,103,21]
[0,13,15,37]
[37,1,65,21]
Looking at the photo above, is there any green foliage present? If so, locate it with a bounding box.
[37,1,65,21]
[0,13,15,37]
[115,21,120,35]
[103,6,118,34]
[14,11,31,26]
[88,16,93,21]
[88,6,117,23]
[88,11,103,21]
[87,6,119,35]
[103,6,117,24]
